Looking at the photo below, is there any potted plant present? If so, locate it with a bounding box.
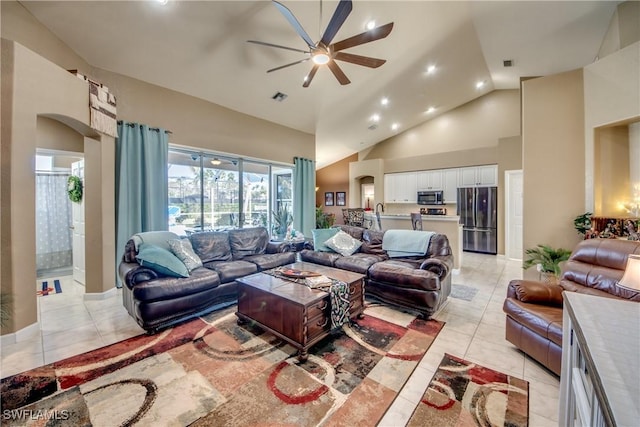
[573,212,592,237]
[315,206,335,229]
[523,244,572,283]
[272,203,293,240]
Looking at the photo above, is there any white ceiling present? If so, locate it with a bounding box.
[19,1,619,168]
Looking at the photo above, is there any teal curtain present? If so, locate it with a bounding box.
[115,122,168,285]
[293,157,316,238]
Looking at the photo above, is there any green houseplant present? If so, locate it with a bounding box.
[315,206,335,229]
[523,244,572,280]
[573,212,592,236]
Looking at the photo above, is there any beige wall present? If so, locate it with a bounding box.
[363,90,520,163]
[497,136,523,255]
[521,69,585,278]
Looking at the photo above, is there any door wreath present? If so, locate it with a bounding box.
[67,175,83,203]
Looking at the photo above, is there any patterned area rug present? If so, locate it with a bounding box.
[1,308,444,426]
[406,353,529,427]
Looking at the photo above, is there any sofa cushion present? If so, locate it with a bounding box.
[336,225,365,241]
[168,238,203,273]
[325,230,362,257]
[312,228,339,252]
[244,252,296,271]
[190,231,232,263]
[207,260,258,284]
[299,249,341,267]
[136,243,189,278]
[361,229,386,256]
[334,253,385,274]
[228,227,269,260]
[132,267,220,302]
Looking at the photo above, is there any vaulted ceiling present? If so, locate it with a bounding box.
[19,1,619,167]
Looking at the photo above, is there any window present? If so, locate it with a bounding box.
[168,148,293,236]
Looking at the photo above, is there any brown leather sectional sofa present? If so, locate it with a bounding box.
[299,225,453,318]
[503,238,640,375]
[119,227,295,332]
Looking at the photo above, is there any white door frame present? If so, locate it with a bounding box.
[505,169,524,261]
[72,160,86,285]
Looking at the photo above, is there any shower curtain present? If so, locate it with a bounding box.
[35,173,73,273]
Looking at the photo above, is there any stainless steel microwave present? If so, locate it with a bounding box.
[417,190,444,205]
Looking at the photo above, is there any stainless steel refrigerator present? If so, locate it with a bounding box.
[457,187,497,254]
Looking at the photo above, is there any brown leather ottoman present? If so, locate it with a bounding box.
[366,260,446,318]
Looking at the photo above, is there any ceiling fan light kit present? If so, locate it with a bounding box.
[248,0,394,87]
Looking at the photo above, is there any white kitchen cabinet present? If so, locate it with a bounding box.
[417,170,443,190]
[442,169,458,203]
[384,172,417,203]
[457,165,497,187]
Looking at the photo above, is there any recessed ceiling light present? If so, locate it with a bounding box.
[476,80,485,89]
[426,106,436,114]
[391,123,399,131]
[370,114,380,122]
[380,97,389,106]
[366,20,376,30]
[426,65,436,74]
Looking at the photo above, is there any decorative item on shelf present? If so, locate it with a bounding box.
[67,175,83,203]
[523,244,572,284]
[618,254,640,291]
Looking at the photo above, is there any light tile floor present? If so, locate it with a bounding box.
[1,253,559,426]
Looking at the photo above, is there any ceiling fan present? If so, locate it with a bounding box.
[248,0,393,88]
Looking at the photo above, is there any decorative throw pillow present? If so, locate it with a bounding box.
[136,243,189,278]
[324,230,362,257]
[168,238,203,273]
[312,228,340,252]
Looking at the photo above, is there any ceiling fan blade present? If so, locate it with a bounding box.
[247,40,310,54]
[267,58,310,73]
[333,52,386,68]
[302,65,319,88]
[319,0,352,47]
[272,1,315,48]
[331,22,394,52]
[327,60,351,85]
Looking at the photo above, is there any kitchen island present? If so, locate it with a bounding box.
[365,213,462,271]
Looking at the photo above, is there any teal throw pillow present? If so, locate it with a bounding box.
[312,228,340,252]
[136,243,189,278]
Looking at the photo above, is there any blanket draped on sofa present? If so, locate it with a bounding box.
[382,230,435,258]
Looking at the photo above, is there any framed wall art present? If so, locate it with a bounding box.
[336,191,346,206]
[325,192,334,206]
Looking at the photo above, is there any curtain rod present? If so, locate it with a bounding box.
[117,121,172,134]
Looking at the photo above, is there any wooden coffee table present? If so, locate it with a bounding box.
[236,262,365,362]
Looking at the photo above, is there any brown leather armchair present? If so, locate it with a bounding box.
[503,239,640,375]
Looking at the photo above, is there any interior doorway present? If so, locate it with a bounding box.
[35,150,85,296]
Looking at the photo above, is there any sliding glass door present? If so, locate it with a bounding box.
[168,148,292,236]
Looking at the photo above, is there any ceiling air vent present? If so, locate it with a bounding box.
[271,92,288,102]
[503,59,513,67]
[368,124,378,131]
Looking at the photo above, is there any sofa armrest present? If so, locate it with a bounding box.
[118,262,159,289]
[506,279,564,307]
[419,255,452,281]
[267,241,292,254]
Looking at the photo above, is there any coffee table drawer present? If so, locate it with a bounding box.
[307,298,330,320]
[307,313,331,340]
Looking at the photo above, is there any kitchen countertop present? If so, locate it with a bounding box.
[366,213,461,222]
